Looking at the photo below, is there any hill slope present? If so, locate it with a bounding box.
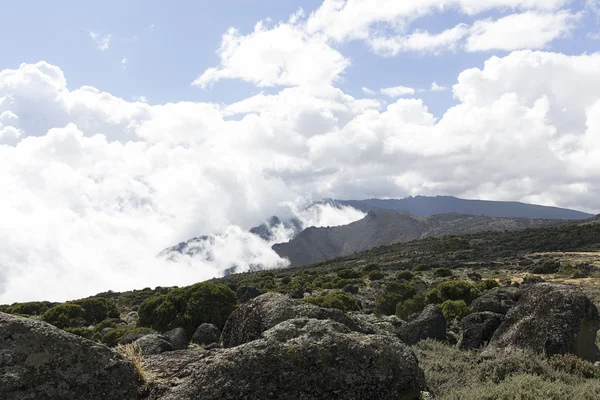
[273,210,568,266]
[333,196,593,220]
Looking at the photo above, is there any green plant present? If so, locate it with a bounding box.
[440,300,473,321]
[116,342,154,382]
[413,264,432,272]
[43,303,85,328]
[101,327,156,347]
[73,298,119,324]
[337,269,362,279]
[479,279,500,291]
[5,301,54,316]
[396,294,426,320]
[281,276,292,285]
[368,270,385,280]
[427,280,481,305]
[95,318,118,331]
[64,327,94,339]
[302,291,360,312]
[137,281,236,336]
[375,282,417,316]
[363,263,381,272]
[532,260,560,274]
[396,271,414,281]
[433,268,453,278]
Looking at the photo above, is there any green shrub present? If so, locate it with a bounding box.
[396,294,426,320]
[413,264,432,272]
[101,327,156,347]
[43,304,85,328]
[321,282,334,289]
[73,298,119,324]
[64,327,94,339]
[95,319,118,331]
[433,268,453,278]
[368,270,385,280]
[137,281,236,336]
[375,282,417,316]
[5,301,54,316]
[532,260,560,274]
[363,263,381,272]
[337,269,362,279]
[396,271,414,281]
[302,291,359,312]
[281,276,292,285]
[440,300,473,321]
[548,354,600,379]
[427,280,481,305]
[479,279,501,291]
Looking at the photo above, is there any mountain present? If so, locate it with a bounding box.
[331,196,593,220]
[273,210,570,266]
[249,216,303,241]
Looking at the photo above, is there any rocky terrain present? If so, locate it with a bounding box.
[2,219,600,399]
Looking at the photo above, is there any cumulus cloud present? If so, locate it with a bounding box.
[380,85,416,98]
[2,49,600,302]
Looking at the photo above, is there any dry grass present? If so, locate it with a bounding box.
[116,342,154,383]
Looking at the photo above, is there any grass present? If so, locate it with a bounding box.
[116,342,154,383]
[413,340,600,400]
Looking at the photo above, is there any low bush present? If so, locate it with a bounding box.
[440,300,473,321]
[43,304,85,329]
[375,282,417,316]
[73,297,119,324]
[479,279,500,291]
[4,301,55,316]
[101,327,156,347]
[337,269,362,279]
[137,281,236,336]
[427,280,481,305]
[532,260,560,274]
[303,291,360,312]
[396,270,414,281]
[413,264,432,272]
[362,263,381,272]
[433,268,453,278]
[396,294,426,320]
[368,270,385,281]
[95,318,118,331]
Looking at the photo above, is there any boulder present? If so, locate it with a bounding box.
[458,312,504,350]
[522,275,545,285]
[236,286,263,303]
[396,304,446,345]
[164,327,188,350]
[134,334,173,355]
[0,312,138,399]
[471,287,520,315]
[124,311,139,325]
[147,318,426,400]
[191,323,221,346]
[221,293,378,347]
[484,283,600,362]
[119,332,149,345]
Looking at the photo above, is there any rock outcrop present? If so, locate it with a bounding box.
[397,304,446,345]
[458,312,504,350]
[191,323,221,346]
[471,287,520,315]
[0,312,138,399]
[221,293,377,347]
[164,327,188,350]
[148,318,427,400]
[483,283,600,361]
[135,334,173,355]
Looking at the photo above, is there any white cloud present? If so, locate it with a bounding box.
[362,87,376,96]
[381,85,416,97]
[89,31,112,51]
[370,24,470,56]
[121,58,128,69]
[466,11,579,52]
[431,82,448,92]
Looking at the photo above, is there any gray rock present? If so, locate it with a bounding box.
[191,323,221,345]
[164,327,188,350]
[134,334,173,355]
[397,304,446,345]
[484,283,600,362]
[458,312,504,350]
[471,287,520,315]
[0,312,138,399]
[100,327,115,335]
[124,311,139,325]
[119,332,148,345]
[522,275,545,285]
[147,318,426,400]
[236,286,263,303]
[221,293,379,347]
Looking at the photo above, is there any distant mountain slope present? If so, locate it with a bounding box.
[273,210,569,266]
[332,196,593,220]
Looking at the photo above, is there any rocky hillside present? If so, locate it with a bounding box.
[2,221,600,399]
[333,196,594,219]
[273,210,569,266]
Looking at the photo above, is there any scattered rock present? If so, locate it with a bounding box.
[221,293,378,347]
[148,318,426,400]
[164,327,188,350]
[397,304,446,345]
[522,275,545,285]
[191,323,221,345]
[236,286,263,303]
[124,311,139,325]
[471,287,520,315]
[484,283,600,362]
[0,312,138,399]
[458,312,504,350]
[134,334,173,355]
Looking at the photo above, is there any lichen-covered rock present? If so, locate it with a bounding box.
[397,304,446,345]
[0,312,138,400]
[124,311,139,325]
[221,293,378,347]
[147,318,426,400]
[163,327,188,350]
[483,283,600,362]
[236,286,263,303]
[134,334,173,355]
[458,312,504,350]
[191,323,221,345]
[471,287,520,315]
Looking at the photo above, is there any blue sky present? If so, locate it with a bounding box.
[2,0,598,117]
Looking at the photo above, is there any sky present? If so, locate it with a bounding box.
[1,0,600,302]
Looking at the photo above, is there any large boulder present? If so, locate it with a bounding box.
[134,334,173,355]
[471,287,520,315]
[483,283,600,362]
[191,323,221,346]
[458,312,504,350]
[163,327,188,350]
[147,318,426,400]
[236,286,263,303]
[221,293,377,347]
[397,304,446,345]
[0,312,138,399]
